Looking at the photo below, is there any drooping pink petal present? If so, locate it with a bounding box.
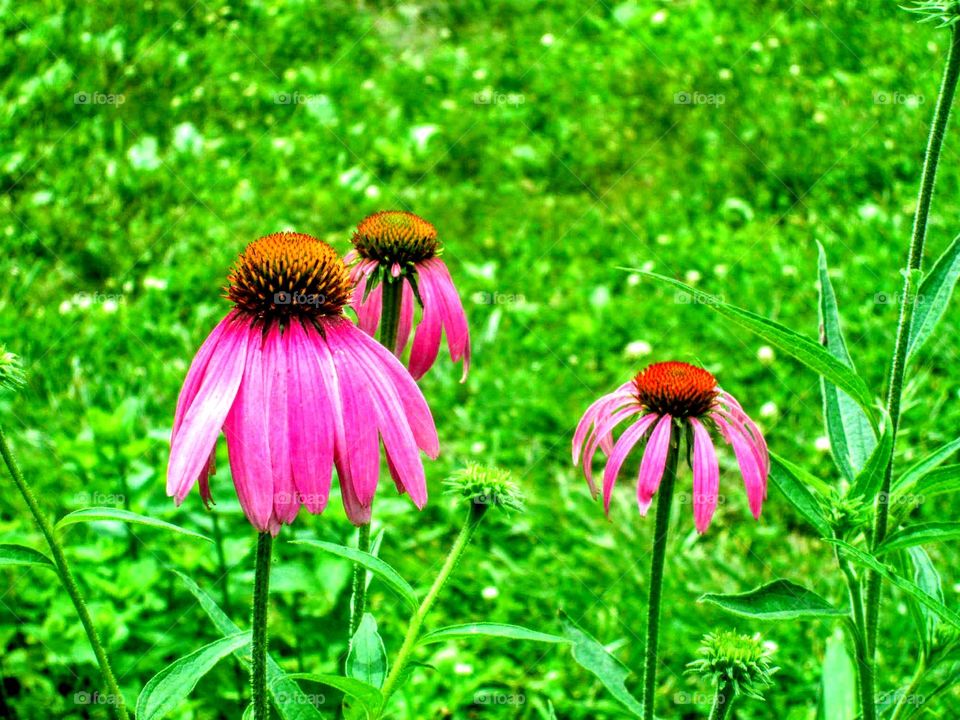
[262,324,299,524]
[326,320,380,507]
[394,280,415,356]
[336,321,428,507]
[422,258,471,381]
[408,263,444,380]
[573,384,636,465]
[715,414,765,519]
[689,417,720,533]
[338,315,439,458]
[581,404,643,496]
[167,315,250,503]
[601,413,657,513]
[351,273,383,337]
[222,325,275,532]
[172,311,235,439]
[636,414,674,515]
[285,320,334,514]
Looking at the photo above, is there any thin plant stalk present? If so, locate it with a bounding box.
[889,660,926,720]
[349,273,404,642]
[641,437,680,720]
[251,532,273,720]
[377,502,487,715]
[836,546,876,720]
[0,426,130,720]
[866,24,960,658]
[707,680,733,720]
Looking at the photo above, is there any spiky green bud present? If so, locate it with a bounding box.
[0,347,25,392]
[444,463,525,513]
[687,630,778,700]
[904,1,960,27]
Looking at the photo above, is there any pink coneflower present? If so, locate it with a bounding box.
[167,232,439,534]
[347,211,470,381]
[573,361,769,533]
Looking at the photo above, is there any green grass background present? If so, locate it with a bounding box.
[2,0,960,717]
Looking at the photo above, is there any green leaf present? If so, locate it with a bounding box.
[850,417,893,500]
[290,539,417,610]
[894,437,960,493]
[174,570,325,720]
[419,623,570,645]
[768,453,833,537]
[347,614,387,689]
[284,674,383,719]
[876,522,960,554]
[817,243,877,480]
[908,233,960,361]
[819,629,856,720]
[558,611,643,718]
[828,540,960,629]
[699,579,846,620]
[0,543,54,569]
[908,547,943,654]
[57,508,212,542]
[136,632,251,720]
[631,271,878,427]
[913,463,960,498]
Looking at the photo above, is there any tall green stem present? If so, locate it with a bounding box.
[641,438,680,720]
[836,547,876,720]
[889,660,926,720]
[377,503,487,715]
[0,426,130,720]
[251,532,273,720]
[866,25,960,659]
[707,680,733,720]
[349,273,404,645]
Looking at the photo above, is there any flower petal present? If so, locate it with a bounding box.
[602,413,657,513]
[262,324,300,524]
[690,418,720,533]
[423,258,471,381]
[715,414,765,519]
[408,263,444,380]
[167,315,249,503]
[637,414,674,515]
[223,326,276,532]
[581,404,642,496]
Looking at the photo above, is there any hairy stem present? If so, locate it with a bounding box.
[641,438,680,720]
[866,24,960,659]
[377,503,487,715]
[251,532,273,720]
[838,548,877,720]
[0,426,130,720]
[708,680,734,720]
[348,521,373,643]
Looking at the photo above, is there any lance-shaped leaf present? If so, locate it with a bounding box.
[137,632,251,720]
[283,674,383,719]
[908,233,960,362]
[0,543,54,569]
[558,611,643,717]
[768,453,832,538]
[419,623,569,645]
[820,629,856,720]
[347,614,388,689]
[57,507,212,542]
[828,540,960,629]
[699,579,846,620]
[817,243,877,480]
[876,522,960,555]
[908,547,943,655]
[631,271,878,427]
[894,437,960,493]
[850,417,892,500]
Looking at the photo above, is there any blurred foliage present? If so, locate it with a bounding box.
[1,0,960,718]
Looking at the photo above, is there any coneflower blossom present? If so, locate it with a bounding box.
[347,211,470,381]
[167,232,439,534]
[573,361,769,533]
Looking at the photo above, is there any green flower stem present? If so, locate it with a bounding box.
[349,272,404,646]
[251,532,273,720]
[707,680,733,720]
[866,24,960,659]
[348,521,373,642]
[641,438,680,720]
[0,425,130,720]
[377,502,488,715]
[836,545,876,720]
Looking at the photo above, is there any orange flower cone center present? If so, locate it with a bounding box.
[633,361,718,418]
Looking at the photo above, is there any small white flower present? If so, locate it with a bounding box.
[789,64,801,76]
[454,663,474,675]
[365,185,381,199]
[102,299,119,314]
[651,10,667,24]
[815,436,831,453]
[757,346,775,364]
[482,586,499,600]
[58,300,73,315]
[625,340,653,359]
[541,33,555,46]
[144,277,168,291]
[760,401,778,418]
[684,269,702,284]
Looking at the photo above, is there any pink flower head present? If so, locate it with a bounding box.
[167,232,439,534]
[572,361,769,533]
[347,211,470,381]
